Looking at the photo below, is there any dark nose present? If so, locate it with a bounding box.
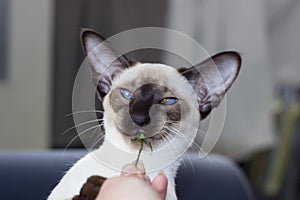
[129,84,157,127]
[130,114,151,127]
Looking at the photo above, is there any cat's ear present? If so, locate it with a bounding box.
[179,51,241,119]
[81,29,130,99]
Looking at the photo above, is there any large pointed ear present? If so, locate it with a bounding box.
[179,51,241,119]
[81,29,130,99]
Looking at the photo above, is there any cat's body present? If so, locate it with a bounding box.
[48,145,180,200]
[48,29,241,200]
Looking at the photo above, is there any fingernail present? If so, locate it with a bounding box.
[136,160,145,170]
[159,170,165,175]
[121,164,138,176]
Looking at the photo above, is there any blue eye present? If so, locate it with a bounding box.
[159,98,178,105]
[121,89,133,99]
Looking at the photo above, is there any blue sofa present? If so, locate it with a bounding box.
[0,151,254,200]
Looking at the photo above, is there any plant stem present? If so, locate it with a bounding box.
[135,140,143,166]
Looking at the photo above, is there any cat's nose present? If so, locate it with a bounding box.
[129,98,152,127]
[131,115,151,127]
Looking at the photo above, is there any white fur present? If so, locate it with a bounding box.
[48,63,200,200]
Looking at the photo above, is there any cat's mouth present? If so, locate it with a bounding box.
[116,125,163,142]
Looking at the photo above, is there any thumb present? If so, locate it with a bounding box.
[152,172,168,200]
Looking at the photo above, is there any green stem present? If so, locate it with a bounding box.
[135,140,143,166]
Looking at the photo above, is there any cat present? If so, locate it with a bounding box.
[48,29,241,200]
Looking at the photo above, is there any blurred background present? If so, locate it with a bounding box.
[0,0,299,199]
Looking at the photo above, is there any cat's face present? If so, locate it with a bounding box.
[103,63,199,151]
[81,29,241,153]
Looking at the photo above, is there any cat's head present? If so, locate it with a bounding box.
[81,29,241,153]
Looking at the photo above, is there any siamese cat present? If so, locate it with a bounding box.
[48,29,241,200]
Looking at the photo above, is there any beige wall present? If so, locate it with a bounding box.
[0,0,52,149]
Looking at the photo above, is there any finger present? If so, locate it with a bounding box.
[151,172,168,200]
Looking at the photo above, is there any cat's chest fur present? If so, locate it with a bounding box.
[47,145,180,200]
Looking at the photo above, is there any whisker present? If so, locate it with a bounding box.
[63,124,102,151]
[183,152,196,175]
[162,128,186,154]
[62,119,104,135]
[89,134,105,150]
[165,120,198,130]
[202,154,214,163]
[89,122,104,140]
[162,130,172,145]
[166,126,204,153]
[161,127,206,170]
[164,126,190,142]
[165,120,198,129]
[172,132,190,154]
[66,110,104,117]
[164,124,206,147]
[165,121,207,138]
[158,130,176,155]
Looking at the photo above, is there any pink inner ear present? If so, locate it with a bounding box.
[85,36,101,52]
[178,51,241,119]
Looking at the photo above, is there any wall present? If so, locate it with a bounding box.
[0,0,52,149]
[266,0,300,85]
[165,0,275,160]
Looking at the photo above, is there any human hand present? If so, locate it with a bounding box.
[96,162,168,200]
